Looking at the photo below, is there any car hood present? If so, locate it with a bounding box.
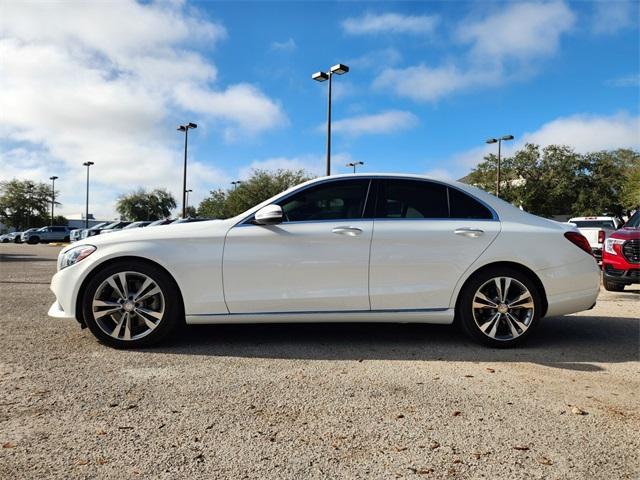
[610,227,640,240]
[66,219,230,251]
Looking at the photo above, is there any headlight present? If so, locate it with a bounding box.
[604,238,625,255]
[59,245,96,270]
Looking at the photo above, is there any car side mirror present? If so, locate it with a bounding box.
[254,204,283,225]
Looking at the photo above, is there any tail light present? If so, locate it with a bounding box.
[598,230,605,244]
[565,232,593,256]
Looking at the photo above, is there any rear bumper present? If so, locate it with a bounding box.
[538,258,601,317]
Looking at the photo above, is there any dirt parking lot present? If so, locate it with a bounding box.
[0,243,638,479]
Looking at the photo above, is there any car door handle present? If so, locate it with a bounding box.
[454,228,484,238]
[332,226,363,236]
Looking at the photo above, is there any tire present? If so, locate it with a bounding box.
[457,266,542,348]
[63,236,70,242]
[28,236,39,244]
[603,277,625,292]
[82,260,183,348]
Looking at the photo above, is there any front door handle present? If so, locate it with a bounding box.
[454,227,484,238]
[332,226,363,236]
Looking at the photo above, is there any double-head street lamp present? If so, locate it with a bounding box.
[177,122,197,218]
[49,176,58,225]
[346,161,363,173]
[485,135,514,198]
[231,180,242,190]
[82,162,94,228]
[312,63,350,176]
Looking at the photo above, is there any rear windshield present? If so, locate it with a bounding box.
[625,212,639,228]
[572,220,615,229]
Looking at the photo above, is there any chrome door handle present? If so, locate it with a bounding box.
[332,226,363,236]
[454,228,484,238]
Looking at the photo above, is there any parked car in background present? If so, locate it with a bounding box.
[602,211,640,291]
[171,217,213,224]
[13,228,38,243]
[22,226,71,244]
[147,218,174,227]
[99,221,133,235]
[49,174,600,349]
[0,233,11,243]
[568,216,623,261]
[84,221,131,238]
[80,222,111,240]
[70,229,82,243]
[122,221,152,230]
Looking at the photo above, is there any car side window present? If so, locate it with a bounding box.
[278,179,370,222]
[448,188,493,219]
[376,180,449,219]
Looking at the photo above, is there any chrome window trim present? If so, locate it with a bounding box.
[233,175,499,228]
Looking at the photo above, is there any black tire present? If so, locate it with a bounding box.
[28,236,39,244]
[82,260,183,348]
[603,277,625,292]
[457,266,542,348]
[63,236,70,242]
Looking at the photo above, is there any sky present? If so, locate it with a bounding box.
[0,0,639,220]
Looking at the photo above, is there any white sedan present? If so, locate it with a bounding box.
[48,174,600,348]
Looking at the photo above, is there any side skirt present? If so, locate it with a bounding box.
[185,308,455,325]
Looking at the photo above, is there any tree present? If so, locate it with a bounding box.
[115,188,177,221]
[619,150,640,214]
[198,169,312,219]
[0,179,59,230]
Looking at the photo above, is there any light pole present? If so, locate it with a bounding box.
[177,122,197,218]
[485,135,514,198]
[346,161,363,173]
[82,162,94,228]
[185,189,192,213]
[312,63,349,176]
[49,176,58,225]
[231,180,242,190]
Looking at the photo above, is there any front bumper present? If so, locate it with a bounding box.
[48,300,75,319]
[603,264,640,285]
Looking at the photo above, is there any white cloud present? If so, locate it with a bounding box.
[605,74,640,87]
[591,0,636,35]
[238,153,357,179]
[0,1,286,219]
[447,112,640,178]
[347,48,402,70]
[270,38,297,52]
[374,2,575,102]
[329,110,419,136]
[342,12,439,35]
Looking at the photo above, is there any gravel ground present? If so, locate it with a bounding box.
[0,243,638,479]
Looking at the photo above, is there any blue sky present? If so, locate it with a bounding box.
[1,1,638,219]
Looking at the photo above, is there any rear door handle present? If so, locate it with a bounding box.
[454,228,484,238]
[332,226,363,236]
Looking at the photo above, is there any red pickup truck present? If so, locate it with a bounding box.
[602,211,640,291]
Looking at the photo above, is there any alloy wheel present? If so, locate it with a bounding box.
[471,276,535,341]
[92,271,165,341]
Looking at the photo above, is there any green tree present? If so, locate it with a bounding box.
[115,188,177,221]
[619,150,640,214]
[0,179,58,230]
[198,169,312,219]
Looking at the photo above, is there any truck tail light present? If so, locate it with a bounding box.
[598,230,605,244]
[565,232,594,257]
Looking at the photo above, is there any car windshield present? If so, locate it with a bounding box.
[624,212,639,228]
[571,220,615,229]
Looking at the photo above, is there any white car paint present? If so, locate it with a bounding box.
[48,174,600,330]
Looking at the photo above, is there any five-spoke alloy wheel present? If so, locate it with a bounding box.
[82,261,182,348]
[458,267,541,347]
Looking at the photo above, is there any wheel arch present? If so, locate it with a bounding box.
[74,255,185,327]
[454,261,548,318]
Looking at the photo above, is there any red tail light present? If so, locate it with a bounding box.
[598,230,605,243]
[565,232,593,256]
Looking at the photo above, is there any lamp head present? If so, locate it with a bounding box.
[330,64,349,75]
[312,71,329,82]
[501,134,514,141]
[485,138,498,144]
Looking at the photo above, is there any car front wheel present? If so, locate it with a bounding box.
[82,260,183,348]
[458,267,542,347]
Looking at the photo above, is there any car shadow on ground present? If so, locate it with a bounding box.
[153,315,639,371]
[0,253,57,262]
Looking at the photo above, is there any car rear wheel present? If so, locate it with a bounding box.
[82,261,183,348]
[458,267,542,347]
[27,236,39,244]
[603,277,625,292]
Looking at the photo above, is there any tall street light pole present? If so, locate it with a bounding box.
[231,181,242,190]
[49,176,58,225]
[177,122,197,218]
[346,161,363,173]
[312,63,349,176]
[485,135,514,198]
[185,189,192,213]
[82,162,94,228]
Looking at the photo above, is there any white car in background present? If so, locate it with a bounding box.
[568,216,623,261]
[48,174,600,349]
